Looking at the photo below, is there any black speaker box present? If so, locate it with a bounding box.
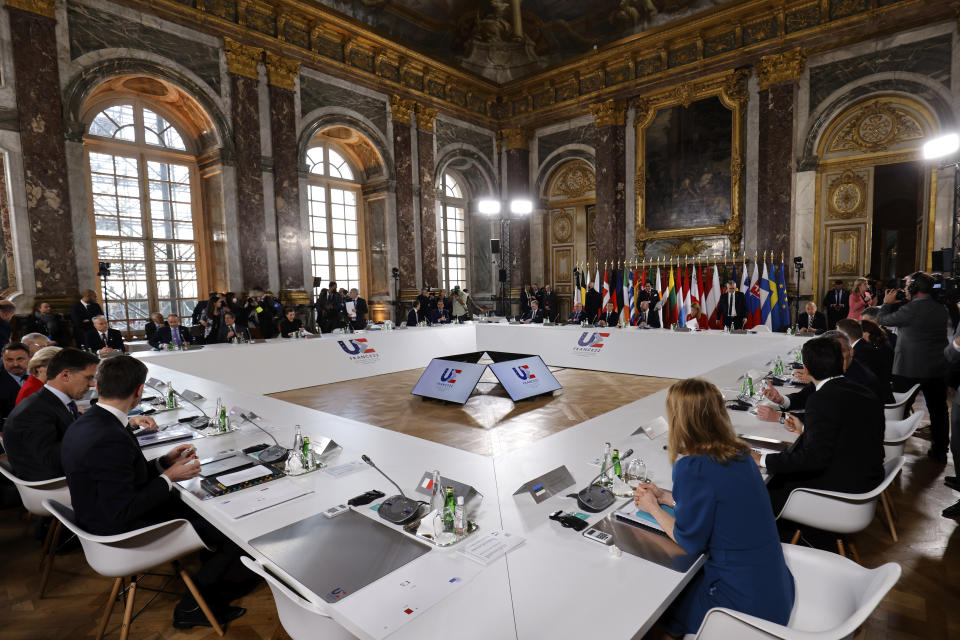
[932,248,952,273]
[498,269,507,283]
[491,239,501,254]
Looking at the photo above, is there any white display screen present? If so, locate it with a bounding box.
[487,356,562,401]
[411,358,488,404]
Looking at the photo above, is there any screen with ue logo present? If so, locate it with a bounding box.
[410,358,489,404]
[487,356,562,402]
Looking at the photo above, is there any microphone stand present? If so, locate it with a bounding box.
[571,449,634,513]
[362,454,423,525]
[237,411,288,464]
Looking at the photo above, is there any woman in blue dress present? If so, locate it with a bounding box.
[634,378,795,638]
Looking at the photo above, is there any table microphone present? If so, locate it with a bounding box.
[237,411,288,465]
[168,387,212,430]
[361,455,422,525]
[571,449,634,513]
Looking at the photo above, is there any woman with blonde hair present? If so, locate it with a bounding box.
[846,277,872,320]
[635,378,794,638]
[16,346,62,405]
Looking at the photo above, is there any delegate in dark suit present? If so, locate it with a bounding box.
[719,290,747,329]
[429,307,451,324]
[150,326,193,349]
[635,306,661,328]
[348,296,369,330]
[70,300,103,344]
[406,307,422,326]
[539,290,558,322]
[584,289,602,320]
[853,340,893,403]
[522,308,545,324]
[216,321,249,343]
[765,377,885,514]
[822,288,850,329]
[0,369,23,429]
[796,311,827,334]
[779,358,882,413]
[83,328,126,353]
[2,387,75,481]
[879,293,948,458]
[566,308,587,324]
[597,309,619,327]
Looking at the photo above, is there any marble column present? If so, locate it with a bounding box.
[502,128,530,289]
[590,100,627,267]
[756,51,805,262]
[7,0,78,299]
[266,53,305,298]
[392,96,417,291]
[416,106,439,289]
[225,39,268,290]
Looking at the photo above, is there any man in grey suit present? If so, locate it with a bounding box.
[879,272,949,463]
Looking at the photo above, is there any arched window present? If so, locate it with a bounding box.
[306,142,362,291]
[84,100,201,335]
[440,173,466,290]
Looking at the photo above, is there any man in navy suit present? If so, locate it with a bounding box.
[61,356,249,630]
[3,348,98,480]
[522,299,545,324]
[429,299,451,324]
[69,289,103,346]
[83,316,126,355]
[406,300,423,326]
[719,280,747,330]
[0,342,29,429]
[150,314,193,349]
[566,302,586,324]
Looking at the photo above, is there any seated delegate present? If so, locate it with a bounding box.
[634,378,795,638]
[430,300,452,324]
[83,315,127,355]
[150,314,193,349]
[566,302,586,324]
[636,300,660,328]
[278,307,304,337]
[521,299,544,324]
[16,345,62,406]
[597,301,619,327]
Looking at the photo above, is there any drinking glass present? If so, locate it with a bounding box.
[623,458,647,489]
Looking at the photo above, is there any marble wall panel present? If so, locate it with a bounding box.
[366,195,389,296]
[299,74,387,136]
[0,154,13,293]
[809,33,951,109]
[538,125,596,166]
[757,85,794,260]
[231,73,268,290]
[393,121,416,290]
[469,212,492,294]
[417,129,439,287]
[67,3,221,94]
[506,148,530,287]
[268,84,304,291]
[435,119,494,164]
[10,8,78,297]
[593,124,625,266]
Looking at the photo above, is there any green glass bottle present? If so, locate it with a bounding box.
[611,449,622,479]
[442,487,456,532]
[302,436,311,466]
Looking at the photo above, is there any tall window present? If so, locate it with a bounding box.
[307,143,362,291]
[440,173,466,290]
[85,102,200,334]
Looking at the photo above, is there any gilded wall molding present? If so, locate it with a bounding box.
[415,105,439,132]
[391,95,416,124]
[265,52,299,90]
[633,69,747,257]
[224,38,263,80]
[5,0,55,18]
[590,99,626,127]
[826,169,868,221]
[500,127,529,151]
[755,49,806,91]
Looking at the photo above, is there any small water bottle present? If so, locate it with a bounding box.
[454,496,465,538]
[166,382,177,409]
[292,425,304,454]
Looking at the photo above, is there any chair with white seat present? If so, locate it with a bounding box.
[239,556,356,640]
[685,543,901,639]
[0,462,71,597]
[777,456,905,558]
[884,412,923,462]
[43,499,225,640]
[884,383,920,421]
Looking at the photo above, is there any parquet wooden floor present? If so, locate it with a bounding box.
[2,368,958,639]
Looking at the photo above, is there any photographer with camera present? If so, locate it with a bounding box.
[450,285,469,323]
[879,271,949,463]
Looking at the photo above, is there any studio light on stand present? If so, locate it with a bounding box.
[792,257,804,327]
[391,267,400,323]
[923,133,960,276]
[97,261,111,323]
[479,197,532,317]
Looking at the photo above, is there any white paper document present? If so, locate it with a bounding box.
[216,464,273,486]
[456,530,524,566]
[212,481,313,519]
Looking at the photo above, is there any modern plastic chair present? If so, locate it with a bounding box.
[239,556,356,640]
[0,462,71,597]
[778,457,905,559]
[44,499,225,640]
[884,412,922,462]
[884,383,920,421]
[686,543,901,639]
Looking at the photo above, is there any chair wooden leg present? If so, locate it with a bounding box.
[836,538,846,557]
[95,577,123,640]
[790,529,801,545]
[880,492,899,542]
[847,540,862,565]
[38,520,62,598]
[38,518,56,570]
[119,576,137,640]
[174,561,224,637]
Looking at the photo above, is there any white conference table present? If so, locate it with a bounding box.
[133,325,807,639]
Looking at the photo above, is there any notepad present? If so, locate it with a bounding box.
[616,502,676,534]
[216,465,273,486]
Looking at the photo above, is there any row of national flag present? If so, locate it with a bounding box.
[573,259,791,331]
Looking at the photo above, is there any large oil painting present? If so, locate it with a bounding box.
[644,96,732,232]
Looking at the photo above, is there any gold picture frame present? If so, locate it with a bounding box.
[634,69,748,258]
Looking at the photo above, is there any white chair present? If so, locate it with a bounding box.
[884,412,923,462]
[240,556,356,640]
[778,456,905,559]
[0,462,71,597]
[44,499,225,640]
[686,543,901,639]
[884,383,920,421]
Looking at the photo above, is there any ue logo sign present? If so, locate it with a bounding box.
[337,338,380,362]
[440,368,462,383]
[572,331,610,356]
[512,364,536,380]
